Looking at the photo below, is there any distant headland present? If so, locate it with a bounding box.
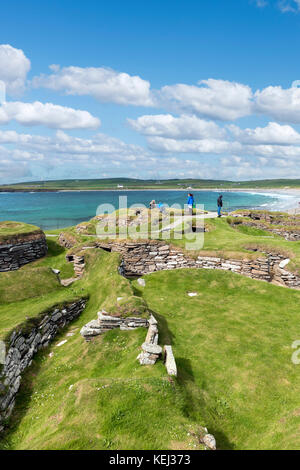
[1,177,300,192]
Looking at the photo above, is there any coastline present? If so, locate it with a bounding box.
[2,187,300,213]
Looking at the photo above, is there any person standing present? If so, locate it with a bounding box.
[217,195,223,217]
[187,193,194,215]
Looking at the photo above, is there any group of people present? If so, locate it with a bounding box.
[149,200,165,213]
[149,193,224,217]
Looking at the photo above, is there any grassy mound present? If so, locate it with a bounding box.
[0,221,43,244]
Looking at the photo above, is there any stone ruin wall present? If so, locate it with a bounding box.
[90,240,300,289]
[0,299,86,432]
[0,232,48,272]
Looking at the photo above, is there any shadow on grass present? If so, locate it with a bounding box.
[176,357,235,450]
[153,310,235,450]
[46,239,65,257]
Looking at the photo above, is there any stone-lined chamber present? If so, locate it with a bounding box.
[0,299,86,431]
[0,222,48,272]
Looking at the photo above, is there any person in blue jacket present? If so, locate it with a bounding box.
[187,193,194,215]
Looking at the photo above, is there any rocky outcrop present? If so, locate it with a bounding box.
[0,299,86,431]
[0,233,47,272]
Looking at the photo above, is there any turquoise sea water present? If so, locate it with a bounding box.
[0,190,295,230]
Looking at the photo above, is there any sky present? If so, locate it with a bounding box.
[2,0,300,182]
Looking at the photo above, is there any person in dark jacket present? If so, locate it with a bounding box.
[187,193,194,215]
[217,195,223,217]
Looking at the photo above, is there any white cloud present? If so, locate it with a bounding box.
[229,122,300,145]
[0,101,100,129]
[0,158,31,180]
[146,136,241,154]
[278,1,300,13]
[128,114,225,139]
[157,79,253,120]
[32,65,153,106]
[254,0,268,7]
[0,44,31,96]
[255,86,300,122]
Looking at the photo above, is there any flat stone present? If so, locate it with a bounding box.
[164,345,177,377]
[279,258,290,269]
[137,278,146,287]
[56,340,67,347]
[142,342,162,355]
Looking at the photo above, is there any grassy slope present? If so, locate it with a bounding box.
[136,268,300,450]
[0,249,199,451]
[0,266,60,304]
[3,214,300,449]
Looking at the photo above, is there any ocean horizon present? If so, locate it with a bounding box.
[0,190,297,230]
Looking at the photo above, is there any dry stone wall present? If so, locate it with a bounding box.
[0,299,86,431]
[80,310,148,340]
[91,240,300,289]
[0,233,47,272]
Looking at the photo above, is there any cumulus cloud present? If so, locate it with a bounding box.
[229,122,300,145]
[255,85,300,122]
[0,101,100,129]
[146,136,241,154]
[0,44,31,96]
[157,79,253,121]
[0,129,148,161]
[128,114,226,139]
[32,65,153,106]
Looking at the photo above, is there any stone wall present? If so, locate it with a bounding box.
[0,299,86,431]
[0,233,48,272]
[80,310,148,340]
[91,240,300,289]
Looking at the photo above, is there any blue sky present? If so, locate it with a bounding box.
[1,0,300,182]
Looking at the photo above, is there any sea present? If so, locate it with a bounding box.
[0,190,298,230]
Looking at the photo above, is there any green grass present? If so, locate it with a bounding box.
[0,249,200,451]
[169,217,300,271]
[0,266,60,304]
[135,268,300,450]
[3,177,300,190]
[4,211,300,449]
[0,221,42,243]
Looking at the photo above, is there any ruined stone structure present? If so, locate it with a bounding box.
[80,310,149,340]
[0,232,48,272]
[0,299,86,431]
[65,239,300,290]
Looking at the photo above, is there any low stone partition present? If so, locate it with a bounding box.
[164,346,177,377]
[0,299,86,431]
[80,310,149,340]
[0,232,48,272]
[137,314,162,365]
